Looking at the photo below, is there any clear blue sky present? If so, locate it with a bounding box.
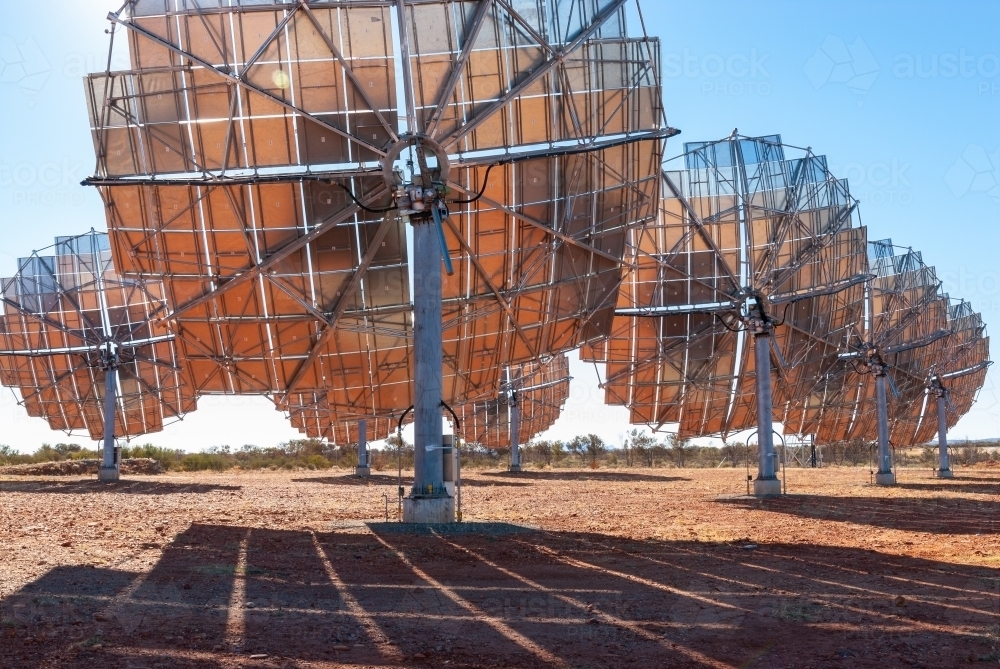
[0,1,997,451]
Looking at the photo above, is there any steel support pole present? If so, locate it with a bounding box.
[509,398,521,472]
[935,394,953,478]
[753,332,781,496]
[355,419,370,477]
[874,373,895,485]
[98,368,120,482]
[403,219,454,522]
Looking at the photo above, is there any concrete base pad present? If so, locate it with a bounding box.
[753,478,782,497]
[403,495,455,524]
[508,465,521,473]
[354,467,371,477]
[875,472,896,486]
[98,467,120,483]
[934,469,954,479]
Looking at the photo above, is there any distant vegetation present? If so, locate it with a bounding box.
[1,435,997,472]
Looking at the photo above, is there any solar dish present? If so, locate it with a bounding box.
[83,0,672,517]
[913,299,990,477]
[84,0,669,412]
[458,353,571,468]
[0,231,197,479]
[787,241,954,484]
[280,391,404,445]
[582,133,867,495]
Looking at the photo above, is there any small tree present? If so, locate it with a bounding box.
[572,434,606,468]
[666,434,692,468]
[624,428,657,467]
[550,440,567,465]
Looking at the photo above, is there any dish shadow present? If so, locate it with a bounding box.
[293,474,531,488]
[718,493,1000,535]
[896,481,1000,496]
[2,522,996,668]
[481,470,690,483]
[0,480,240,495]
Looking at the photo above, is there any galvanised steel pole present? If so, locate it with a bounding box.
[410,219,445,496]
[356,418,369,476]
[98,360,120,482]
[935,390,953,478]
[753,329,781,496]
[509,393,521,472]
[874,370,895,485]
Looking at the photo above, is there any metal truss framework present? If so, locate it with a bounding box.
[281,390,406,444]
[83,0,674,428]
[0,231,196,441]
[584,133,868,440]
[790,241,961,447]
[457,352,570,447]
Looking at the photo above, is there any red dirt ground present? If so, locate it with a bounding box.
[1,466,998,668]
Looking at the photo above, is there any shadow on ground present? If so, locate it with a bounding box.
[0,480,240,495]
[719,493,1000,535]
[480,471,690,483]
[2,522,997,668]
[293,474,532,488]
[895,480,1000,496]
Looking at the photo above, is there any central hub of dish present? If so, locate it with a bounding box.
[381,134,451,217]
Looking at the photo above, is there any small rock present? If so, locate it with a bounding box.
[249,654,268,659]
[741,544,758,550]
[413,653,426,659]
[93,613,108,622]
[183,583,191,590]
[587,617,599,625]
[246,602,256,609]
[894,596,907,607]
[332,644,350,651]
[91,644,103,650]
[60,541,72,548]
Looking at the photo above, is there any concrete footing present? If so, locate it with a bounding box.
[354,466,371,478]
[403,495,455,523]
[98,467,120,483]
[875,472,896,486]
[934,468,954,479]
[753,477,782,497]
[508,464,521,473]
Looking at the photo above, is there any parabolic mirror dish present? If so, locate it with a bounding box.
[84,0,674,417]
[281,390,406,444]
[795,241,986,447]
[583,133,869,438]
[458,352,571,447]
[0,231,197,441]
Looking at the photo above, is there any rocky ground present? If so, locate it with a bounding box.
[0,466,997,668]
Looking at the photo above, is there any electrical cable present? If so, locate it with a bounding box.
[450,162,502,204]
[333,183,398,214]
